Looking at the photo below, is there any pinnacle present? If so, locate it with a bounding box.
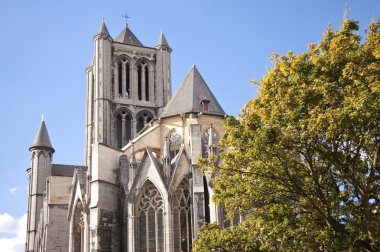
[30,120,54,152]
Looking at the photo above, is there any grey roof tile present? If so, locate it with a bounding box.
[30,120,54,152]
[96,20,111,37]
[160,65,226,117]
[115,26,143,46]
[157,31,169,47]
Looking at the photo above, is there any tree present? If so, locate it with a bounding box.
[194,19,380,252]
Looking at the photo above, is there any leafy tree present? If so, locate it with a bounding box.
[194,19,380,252]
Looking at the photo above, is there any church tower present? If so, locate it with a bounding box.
[85,20,172,166]
[26,120,54,252]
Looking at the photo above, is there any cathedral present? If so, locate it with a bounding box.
[25,19,229,252]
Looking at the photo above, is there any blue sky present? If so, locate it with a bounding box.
[0,0,379,251]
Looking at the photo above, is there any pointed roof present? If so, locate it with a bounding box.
[115,26,143,46]
[160,65,226,118]
[30,120,54,152]
[95,20,111,37]
[156,31,171,49]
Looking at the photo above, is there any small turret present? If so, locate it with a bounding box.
[94,19,111,40]
[156,30,172,52]
[26,118,54,252]
[29,120,54,153]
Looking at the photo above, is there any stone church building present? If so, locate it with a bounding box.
[26,19,230,252]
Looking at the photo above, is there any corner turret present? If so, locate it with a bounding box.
[26,118,54,252]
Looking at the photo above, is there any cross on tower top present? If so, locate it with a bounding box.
[123,11,131,27]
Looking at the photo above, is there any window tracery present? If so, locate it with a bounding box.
[137,183,164,252]
[169,132,181,159]
[172,180,192,252]
[201,127,218,158]
[137,112,152,133]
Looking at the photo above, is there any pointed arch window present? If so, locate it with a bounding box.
[169,132,181,159]
[125,62,130,98]
[137,183,164,252]
[137,112,153,133]
[116,59,131,98]
[118,61,123,97]
[72,201,84,252]
[138,64,142,100]
[115,110,132,148]
[173,180,192,252]
[201,127,219,158]
[145,65,149,101]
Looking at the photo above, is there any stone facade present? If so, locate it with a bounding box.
[26,19,230,252]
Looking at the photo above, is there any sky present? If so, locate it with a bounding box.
[0,0,379,251]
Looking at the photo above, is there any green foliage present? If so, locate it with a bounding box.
[196,19,380,252]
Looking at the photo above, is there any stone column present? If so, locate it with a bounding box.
[131,119,137,139]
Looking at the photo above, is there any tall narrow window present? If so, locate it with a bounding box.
[137,113,152,133]
[169,132,181,159]
[203,176,210,223]
[173,181,192,252]
[116,114,122,148]
[115,110,132,148]
[137,182,164,252]
[138,65,142,100]
[118,61,123,97]
[125,63,130,98]
[145,65,149,101]
[201,127,219,158]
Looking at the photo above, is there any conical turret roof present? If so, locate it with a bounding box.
[160,65,225,118]
[115,26,143,46]
[95,20,111,37]
[30,120,54,152]
[157,31,170,47]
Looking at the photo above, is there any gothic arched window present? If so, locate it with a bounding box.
[116,59,131,98]
[137,182,164,252]
[173,180,192,252]
[169,132,181,159]
[72,201,84,252]
[115,110,132,148]
[138,64,142,100]
[118,61,123,97]
[125,62,130,98]
[137,112,153,133]
[201,126,219,158]
[145,65,149,101]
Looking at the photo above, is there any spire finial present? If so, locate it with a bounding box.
[343,2,349,22]
[123,11,131,27]
[41,114,44,122]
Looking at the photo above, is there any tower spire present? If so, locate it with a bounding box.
[342,2,349,22]
[30,120,54,152]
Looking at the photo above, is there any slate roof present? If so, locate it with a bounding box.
[30,120,54,152]
[115,26,143,46]
[51,164,87,177]
[160,65,226,117]
[157,31,170,47]
[95,20,111,37]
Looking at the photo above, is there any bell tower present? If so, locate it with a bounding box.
[85,20,172,164]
